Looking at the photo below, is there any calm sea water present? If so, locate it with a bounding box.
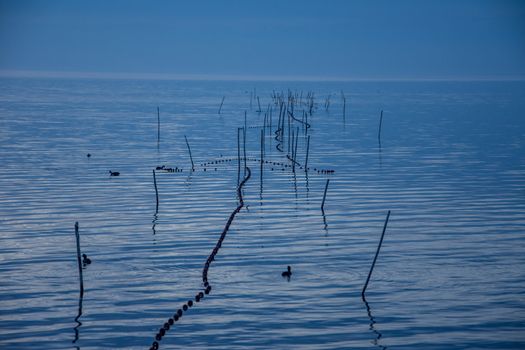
[0,78,524,349]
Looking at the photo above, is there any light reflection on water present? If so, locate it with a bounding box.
[0,78,524,349]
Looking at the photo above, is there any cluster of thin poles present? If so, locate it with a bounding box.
[72,92,391,349]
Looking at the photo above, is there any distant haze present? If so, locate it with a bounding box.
[1,0,524,80]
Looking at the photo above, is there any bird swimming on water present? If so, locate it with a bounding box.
[82,254,91,266]
[109,170,120,176]
[281,265,292,278]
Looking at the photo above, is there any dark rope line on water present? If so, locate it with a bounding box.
[288,110,311,129]
[156,156,335,175]
[276,141,284,153]
[274,127,284,153]
[286,154,301,167]
[148,167,251,350]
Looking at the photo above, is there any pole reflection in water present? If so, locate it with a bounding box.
[362,295,387,350]
[152,212,158,235]
[72,291,83,345]
[321,208,329,233]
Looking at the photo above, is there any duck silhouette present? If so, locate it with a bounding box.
[281,265,292,279]
[82,254,91,266]
[109,170,120,176]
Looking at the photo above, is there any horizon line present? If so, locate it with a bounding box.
[1,69,524,82]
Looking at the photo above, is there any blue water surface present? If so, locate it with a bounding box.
[0,78,524,349]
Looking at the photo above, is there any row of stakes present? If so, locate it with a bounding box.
[149,167,252,350]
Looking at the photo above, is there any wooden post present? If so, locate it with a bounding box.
[362,210,391,298]
[74,222,84,297]
[243,112,247,175]
[321,179,330,211]
[305,135,310,171]
[218,96,225,114]
[378,110,383,143]
[269,105,272,135]
[287,108,291,153]
[290,128,295,168]
[237,127,241,184]
[293,127,299,172]
[305,108,308,134]
[157,106,160,146]
[184,135,195,171]
[153,170,159,213]
[260,129,264,187]
[343,96,346,120]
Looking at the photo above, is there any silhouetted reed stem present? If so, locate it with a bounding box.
[218,96,225,114]
[321,179,330,210]
[237,127,241,183]
[293,127,299,164]
[362,210,391,298]
[378,110,383,143]
[290,128,295,170]
[305,135,310,171]
[74,222,84,297]
[184,135,195,171]
[292,128,298,172]
[260,129,264,185]
[269,105,272,133]
[343,97,346,119]
[157,106,160,146]
[243,112,247,175]
[152,170,159,213]
[287,109,291,153]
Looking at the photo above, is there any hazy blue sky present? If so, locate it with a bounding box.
[1,0,524,80]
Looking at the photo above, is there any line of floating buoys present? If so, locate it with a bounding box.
[155,165,183,173]
[149,167,251,350]
[157,157,334,176]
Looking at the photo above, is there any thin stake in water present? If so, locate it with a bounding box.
[153,170,159,213]
[305,135,310,171]
[362,210,391,298]
[157,106,160,146]
[292,127,299,172]
[218,96,225,114]
[268,107,273,135]
[293,127,299,165]
[237,127,241,184]
[342,94,346,120]
[243,112,247,175]
[290,127,295,164]
[184,135,195,171]
[74,222,84,297]
[378,110,383,143]
[287,108,291,153]
[321,179,330,211]
[260,128,264,188]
